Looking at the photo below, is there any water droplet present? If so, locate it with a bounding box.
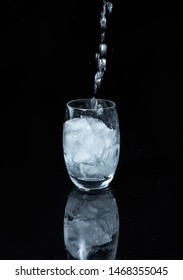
[95,71,104,84]
[103,1,107,14]
[100,14,107,30]
[99,43,107,56]
[101,32,105,42]
[94,71,104,94]
[107,2,113,14]
[98,58,106,71]
[95,53,100,64]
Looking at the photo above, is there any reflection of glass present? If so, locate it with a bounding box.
[63,187,119,260]
[62,99,120,191]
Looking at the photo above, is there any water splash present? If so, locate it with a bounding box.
[94,0,113,97]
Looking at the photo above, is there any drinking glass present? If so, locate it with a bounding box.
[62,98,120,191]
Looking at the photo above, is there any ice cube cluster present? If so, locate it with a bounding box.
[63,116,119,180]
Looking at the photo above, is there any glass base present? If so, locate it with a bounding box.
[69,175,114,191]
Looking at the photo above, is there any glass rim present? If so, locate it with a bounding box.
[66,98,116,110]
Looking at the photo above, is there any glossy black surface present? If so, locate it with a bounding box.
[0,1,182,259]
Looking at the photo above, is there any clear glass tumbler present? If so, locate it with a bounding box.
[62,98,120,191]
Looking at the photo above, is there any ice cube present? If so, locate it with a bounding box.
[71,136,96,164]
[97,164,113,177]
[73,150,93,164]
[80,163,102,179]
[84,116,107,132]
[103,128,116,147]
[63,118,94,161]
[64,118,91,133]
[105,144,120,165]
[63,129,85,161]
[71,128,103,164]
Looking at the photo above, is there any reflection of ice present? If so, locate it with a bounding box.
[64,187,119,260]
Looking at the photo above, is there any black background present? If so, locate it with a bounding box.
[0,0,182,260]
